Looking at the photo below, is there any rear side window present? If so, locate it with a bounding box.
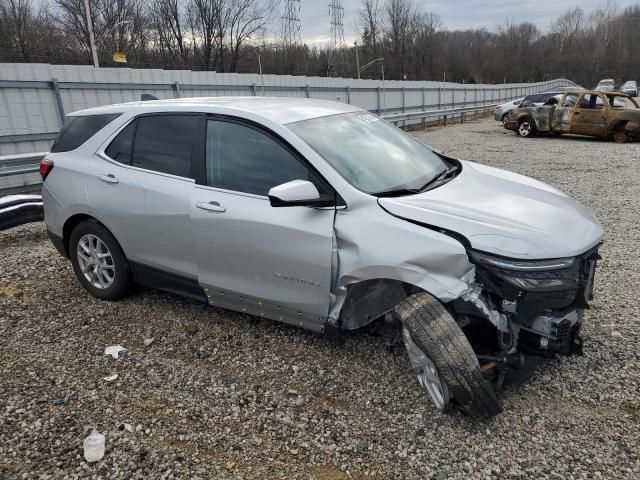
[132,115,198,178]
[51,114,120,153]
[105,121,136,164]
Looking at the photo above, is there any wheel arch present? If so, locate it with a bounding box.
[62,214,125,258]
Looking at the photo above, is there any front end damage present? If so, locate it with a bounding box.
[449,245,600,378]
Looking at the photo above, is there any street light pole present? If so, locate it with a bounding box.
[354,41,360,79]
[84,0,99,68]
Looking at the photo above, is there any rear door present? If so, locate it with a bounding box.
[191,117,335,331]
[89,113,201,281]
[570,93,607,137]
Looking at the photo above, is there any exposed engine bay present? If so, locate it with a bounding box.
[449,245,601,384]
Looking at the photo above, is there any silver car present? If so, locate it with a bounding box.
[493,98,523,124]
[621,80,638,97]
[42,97,604,420]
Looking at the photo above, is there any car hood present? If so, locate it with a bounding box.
[379,161,604,259]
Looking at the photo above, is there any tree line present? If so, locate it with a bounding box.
[1,0,639,87]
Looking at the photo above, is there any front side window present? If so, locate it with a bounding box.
[132,115,198,178]
[205,120,309,196]
[289,112,447,194]
[51,114,120,153]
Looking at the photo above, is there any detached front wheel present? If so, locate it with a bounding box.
[395,293,502,421]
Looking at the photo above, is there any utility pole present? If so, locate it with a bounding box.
[84,0,99,68]
[354,41,360,79]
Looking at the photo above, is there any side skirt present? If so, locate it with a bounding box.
[129,262,208,303]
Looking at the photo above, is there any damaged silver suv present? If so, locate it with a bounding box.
[41,97,603,420]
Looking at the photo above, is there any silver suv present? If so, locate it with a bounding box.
[42,97,604,420]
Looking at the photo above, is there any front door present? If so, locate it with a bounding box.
[552,93,579,133]
[191,118,335,331]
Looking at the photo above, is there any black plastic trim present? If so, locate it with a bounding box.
[130,262,208,302]
[47,230,68,258]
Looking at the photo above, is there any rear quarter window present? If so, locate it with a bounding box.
[51,114,120,153]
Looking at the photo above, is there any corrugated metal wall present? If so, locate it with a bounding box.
[0,63,578,155]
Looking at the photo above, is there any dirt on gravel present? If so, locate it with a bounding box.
[1,117,639,479]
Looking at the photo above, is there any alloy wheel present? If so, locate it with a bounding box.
[76,234,115,289]
[402,326,450,410]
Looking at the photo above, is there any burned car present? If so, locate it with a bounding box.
[504,90,640,142]
[42,97,603,421]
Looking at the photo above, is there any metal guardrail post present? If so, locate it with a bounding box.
[346,86,350,104]
[376,86,381,114]
[305,85,310,98]
[174,81,182,98]
[250,83,257,96]
[401,87,406,112]
[50,78,65,125]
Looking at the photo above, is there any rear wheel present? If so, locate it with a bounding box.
[395,293,502,421]
[613,130,628,143]
[501,113,510,127]
[518,118,536,138]
[69,220,134,300]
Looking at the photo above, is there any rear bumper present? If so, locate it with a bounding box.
[47,229,68,258]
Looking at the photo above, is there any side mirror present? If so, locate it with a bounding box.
[268,180,333,208]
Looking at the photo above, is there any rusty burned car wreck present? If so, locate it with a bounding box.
[505,90,640,142]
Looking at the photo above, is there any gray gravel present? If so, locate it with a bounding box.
[1,118,639,479]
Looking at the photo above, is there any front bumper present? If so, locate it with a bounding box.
[520,309,583,354]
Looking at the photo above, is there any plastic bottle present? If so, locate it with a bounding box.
[83,430,105,462]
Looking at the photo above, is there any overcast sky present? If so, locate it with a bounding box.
[295,0,638,45]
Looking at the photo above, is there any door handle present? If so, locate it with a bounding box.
[573,111,580,115]
[197,201,226,213]
[97,173,119,184]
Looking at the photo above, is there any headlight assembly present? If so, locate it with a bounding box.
[470,250,579,292]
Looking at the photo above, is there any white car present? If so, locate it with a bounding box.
[41,97,604,420]
[595,79,615,92]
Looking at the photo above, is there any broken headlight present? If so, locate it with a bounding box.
[470,250,579,292]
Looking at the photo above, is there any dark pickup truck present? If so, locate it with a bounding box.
[504,90,640,142]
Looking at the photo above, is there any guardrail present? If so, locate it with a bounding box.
[384,103,497,126]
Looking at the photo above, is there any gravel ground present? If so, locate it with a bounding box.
[1,118,639,479]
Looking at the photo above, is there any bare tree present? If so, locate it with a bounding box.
[150,0,191,67]
[383,0,417,79]
[227,0,272,72]
[551,7,585,54]
[0,0,42,60]
[358,0,382,49]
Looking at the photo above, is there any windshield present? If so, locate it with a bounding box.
[599,80,614,86]
[289,112,447,194]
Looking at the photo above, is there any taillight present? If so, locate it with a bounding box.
[40,158,54,181]
[495,104,502,109]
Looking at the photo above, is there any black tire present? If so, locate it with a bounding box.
[501,113,509,126]
[517,117,536,138]
[395,292,502,421]
[69,220,134,300]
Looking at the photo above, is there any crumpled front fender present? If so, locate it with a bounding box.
[328,203,474,323]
